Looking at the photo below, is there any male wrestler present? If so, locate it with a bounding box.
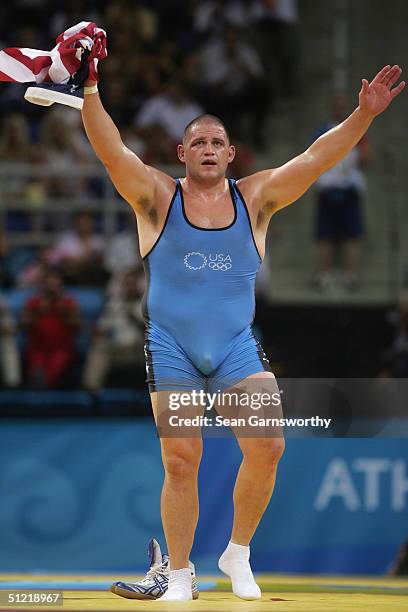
[81,65,404,601]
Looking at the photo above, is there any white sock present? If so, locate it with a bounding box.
[160,568,192,601]
[218,541,261,600]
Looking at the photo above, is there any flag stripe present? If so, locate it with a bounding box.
[0,69,20,81]
[4,48,52,77]
[0,50,36,81]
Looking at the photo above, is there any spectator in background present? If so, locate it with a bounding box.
[104,0,158,47]
[251,0,299,102]
[0,113,41,201]
[104,214,141,297]
[21,268,80,388]
[0,111,49,215]
[17,245,54,288]
[0,297,21,388]
[101,0,161,126]
[49,211,107,286]
[135,78,203,165]
[82,268,145,391]
[313,94,369,291]
[193,0,252,38]
[0,113,33,163]
[51,105,93,158]
[100,76,136,129]
[38,108,91,197]
[196,25,268,147]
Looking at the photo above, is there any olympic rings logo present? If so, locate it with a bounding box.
[208,260,232,271]
[184,252,232,271]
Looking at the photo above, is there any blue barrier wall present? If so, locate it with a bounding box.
[0,420,407,574]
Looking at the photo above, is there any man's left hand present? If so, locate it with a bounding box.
[359,64,405,117]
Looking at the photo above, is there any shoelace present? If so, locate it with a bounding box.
[140,562,169,584]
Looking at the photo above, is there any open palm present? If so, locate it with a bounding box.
[359,65,405,117]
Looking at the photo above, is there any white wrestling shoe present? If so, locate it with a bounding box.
[111,538,199,600]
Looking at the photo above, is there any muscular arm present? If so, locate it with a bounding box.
[240,65,404,217]
[257,106,373,211]
[81,90,155,212]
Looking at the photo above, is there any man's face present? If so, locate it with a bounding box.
[177,122,235,181]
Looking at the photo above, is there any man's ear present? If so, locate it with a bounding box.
[177,144,185,163]
[228,145,236,163]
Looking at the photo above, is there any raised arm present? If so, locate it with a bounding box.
[241,65,405,215]
[81,84,156,213]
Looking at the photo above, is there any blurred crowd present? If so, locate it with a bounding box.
[0,210,147,390]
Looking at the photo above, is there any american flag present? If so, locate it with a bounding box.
[0,21,107,85]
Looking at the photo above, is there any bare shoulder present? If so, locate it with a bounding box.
[142,166,176,210]
[148,165,177,190]
[236,169,278,213]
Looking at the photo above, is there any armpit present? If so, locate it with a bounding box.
[147,205,158,226]
[257,200,276,228]
[135,195,157,224]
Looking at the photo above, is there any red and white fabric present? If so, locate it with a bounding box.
[0,21,106,85]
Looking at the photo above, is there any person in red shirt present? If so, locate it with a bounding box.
[21,268,80,388]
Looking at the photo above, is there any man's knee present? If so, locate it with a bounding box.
[242,437,285,467]
[162,440,202,480]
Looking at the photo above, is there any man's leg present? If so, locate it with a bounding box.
[218,372,285,599]
[231,435,285,545]
[151,391,203,600]
[340,189,363,287]
[342,238,361,284]
[160,436,202,567]
[317,239,335,275]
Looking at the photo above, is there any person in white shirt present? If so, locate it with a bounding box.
[251,0,299,100]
